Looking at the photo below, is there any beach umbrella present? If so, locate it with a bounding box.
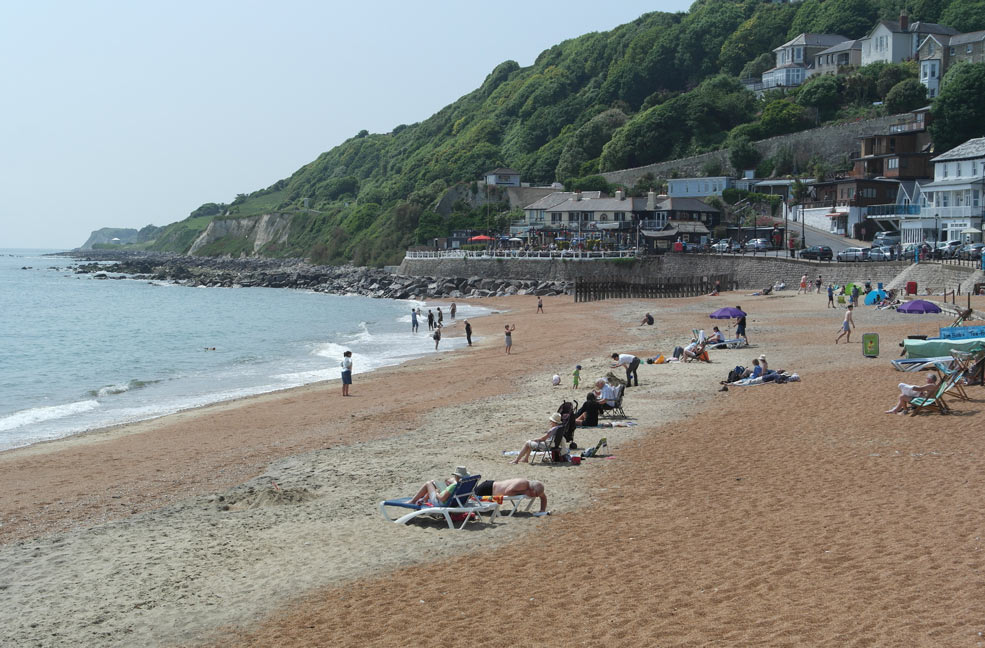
[864,289,888,305]
[898,299,942,314]
[468,235,493,242]
[709,307,746,319]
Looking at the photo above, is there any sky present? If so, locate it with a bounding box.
[2,1,693,249]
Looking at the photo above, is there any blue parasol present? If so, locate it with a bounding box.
[864,289,888,305]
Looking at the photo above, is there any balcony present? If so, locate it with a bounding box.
[921,206,984,220]
[864,204,921,217]
[889,121,926,134]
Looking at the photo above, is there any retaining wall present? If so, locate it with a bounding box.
[397,254,911,290]
[600,114,901,186]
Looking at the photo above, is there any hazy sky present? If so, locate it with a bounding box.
[2,1,692,249]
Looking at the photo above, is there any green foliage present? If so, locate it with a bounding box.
[759,100,811,137]
[719,4,797,76]
[789,0,877,39]
[940,0,985,32]
[729,136,761,173]
[739,53,774,80]
[796,75,842,121]
[555,109,628,179]
[755,156,776,178]
[721,188,748,204]
[702,159,724,176]
[930,62,985,152]
[885,79,928,114]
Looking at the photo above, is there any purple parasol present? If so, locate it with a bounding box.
[897,299,942,314]
[710,307,746,319]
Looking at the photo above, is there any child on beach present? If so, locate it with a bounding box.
[572,365,581,389]
[835,305,855,344]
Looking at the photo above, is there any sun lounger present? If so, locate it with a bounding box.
[891,356,952,372]
[710,337,745,349]
[379,474,500,529]
[477,495,535,516]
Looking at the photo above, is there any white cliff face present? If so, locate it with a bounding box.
[188,214,292,256]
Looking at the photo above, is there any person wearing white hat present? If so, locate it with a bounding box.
[509,413,565,464]
[408,466,471,506]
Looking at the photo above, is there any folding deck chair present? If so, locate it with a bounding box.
[379,474,500,529]
[908,370,964,416]
[600,384,625,419]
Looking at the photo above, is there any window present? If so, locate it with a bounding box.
[973,161,978,175]
[957,162,962,176]
[943,193,950,207]
[950,46,956,55]
[551,213,561,223]
[974,190,980,207]
[929,43,935,55]
[967,44,973,54]
[943,164,949,178]
[888,158,899,169]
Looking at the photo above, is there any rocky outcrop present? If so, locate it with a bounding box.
[64,251,570,300]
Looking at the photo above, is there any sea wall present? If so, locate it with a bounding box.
[600,114,902,186]
[397,254,910,289]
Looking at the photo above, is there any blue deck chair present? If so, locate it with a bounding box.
[379,474,499,529]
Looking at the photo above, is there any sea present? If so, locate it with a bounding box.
[0,249,485,451]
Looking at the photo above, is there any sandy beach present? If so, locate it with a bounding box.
[3,291,985,647]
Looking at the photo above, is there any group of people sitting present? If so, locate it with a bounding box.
[510,377,620,464]
[720,354,801,388]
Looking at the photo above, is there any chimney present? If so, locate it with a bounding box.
[900,9,909,31]
[646,190,657,211]
[616,189,624,201]
[575,191,582,201]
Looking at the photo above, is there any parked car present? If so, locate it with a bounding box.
[744,238,770,252]
[837,247,870,262]
[799,245,833,261]
[959,242,985,260]
[873,231,901,246]
[710,238,741,252]
[939,240,963,258]
[868,246,896,261]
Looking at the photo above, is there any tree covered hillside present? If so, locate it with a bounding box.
[140,0,985,266]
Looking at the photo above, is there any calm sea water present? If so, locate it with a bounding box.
[0,249,484,451]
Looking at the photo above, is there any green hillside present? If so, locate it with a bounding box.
[135,0,985,266]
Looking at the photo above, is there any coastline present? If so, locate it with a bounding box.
[4,291,985,647]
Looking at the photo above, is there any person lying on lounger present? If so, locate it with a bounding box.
[474,477,549,514]
[409,466,471,505]
[885,374,938,414]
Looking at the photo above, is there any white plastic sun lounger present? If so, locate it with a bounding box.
[379,474,500,530]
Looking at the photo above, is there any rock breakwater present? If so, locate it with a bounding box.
[64,251,570,300]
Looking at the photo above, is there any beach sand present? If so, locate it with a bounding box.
[2,292,984,647]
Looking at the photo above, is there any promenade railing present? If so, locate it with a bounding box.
[404,249,639,260]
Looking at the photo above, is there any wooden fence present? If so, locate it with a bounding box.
[574,273,735,302]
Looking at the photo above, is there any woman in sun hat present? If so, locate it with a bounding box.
[409,466,471,506]
[510,413,564,464]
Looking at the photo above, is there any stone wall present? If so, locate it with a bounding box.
[600,114,902,187]
[397,254,911,290]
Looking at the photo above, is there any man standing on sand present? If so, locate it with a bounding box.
[411,308,419,333]
[735,306,748,343]
[835,304,855,343]
[473,477,550,515]
[450,302,456,319]
[798,274,808,294]
[815,275,822,294]
[611,352,640,387]
[827,283,835,308]
[437,307,443,327]
[537,297,544,313]
[464,320,472,346]
[340,350,352,397]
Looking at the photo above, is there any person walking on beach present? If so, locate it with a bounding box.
[427,309,435,331]
[572,364,581,389]
[611,353,640,387]
[798,274,808,294]
[433,324,442,350]
[437,307,443,327]
[735,306,748,343]
[464,320,472,346]
[450,302,456,319]
[411,308,419,333]
[827,283,835,308]
[835,304,855,344]
[537,297,543,313]
[851,285,860,307]
[504,324,516,354]
[340,350,353,397]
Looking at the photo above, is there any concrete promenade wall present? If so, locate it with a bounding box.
[397,254,912,289]
[600,114,901,186]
